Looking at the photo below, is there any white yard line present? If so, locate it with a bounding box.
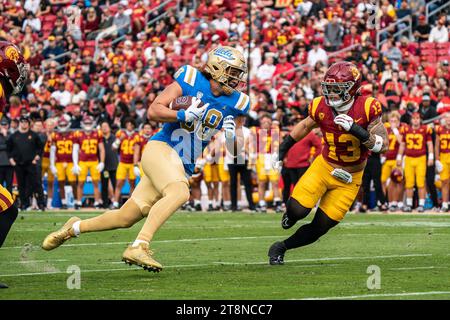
[388,266,448,271]
[0,253,432,277]
[301,291,450,300]
[0,235,281,250]
[2,259,69,264]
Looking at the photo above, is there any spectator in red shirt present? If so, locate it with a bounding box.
[342,24,362,48]
[273,51,295,81]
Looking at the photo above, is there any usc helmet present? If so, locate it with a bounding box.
[321,61,362,110]
[81,115,95,131]
[58,114,71,132]
[390,167,403,183]
[0,41,29,95]
[204,46,247,95]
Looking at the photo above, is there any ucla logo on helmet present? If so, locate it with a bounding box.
[214,48,234,61]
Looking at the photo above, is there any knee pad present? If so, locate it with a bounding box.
[163,181,190,206]
[286,198,311,221]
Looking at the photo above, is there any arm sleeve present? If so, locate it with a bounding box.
[173,65,196,96]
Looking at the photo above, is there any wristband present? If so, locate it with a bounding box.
[176,109,186,122]
[396,154,402,162]
[349,123,370,142]
[428,153,434,161]
[369,134,383,153]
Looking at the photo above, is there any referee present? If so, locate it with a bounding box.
[7,116,45,211]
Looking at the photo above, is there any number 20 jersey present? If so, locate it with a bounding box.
[308,95,382,167]
[151,65,250,176]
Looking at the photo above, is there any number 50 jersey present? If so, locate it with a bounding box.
[151,65,250,176]
[308,95,383,167]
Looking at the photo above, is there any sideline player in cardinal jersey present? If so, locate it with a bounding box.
[50,114,77,209]
[251,114,282,213]
[435,112,450,211]
[381,111,404,211]
[138,121,154,177]
[41,118,57,209]
[397,112,433,212]
[111,118,141,209]
[0,41,28,289]
[268,61,388,265]
[42,46,249,272]
[72,115,105,209]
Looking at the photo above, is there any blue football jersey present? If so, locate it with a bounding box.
[151,65,250,176]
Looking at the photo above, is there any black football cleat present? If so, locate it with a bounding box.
[281,212,296,230]
[0,282,8,289]
[416,205,425,213]
[268,241,287,265]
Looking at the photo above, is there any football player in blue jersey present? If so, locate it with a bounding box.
[41,46,250,272]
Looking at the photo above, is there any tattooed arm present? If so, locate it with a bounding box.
[361,117,389,153]
[334,115,388,153]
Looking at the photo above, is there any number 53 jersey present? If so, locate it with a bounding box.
[151,65,250,176]
[308,95,382,167]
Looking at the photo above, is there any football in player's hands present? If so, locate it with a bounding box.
[169,96,205,111]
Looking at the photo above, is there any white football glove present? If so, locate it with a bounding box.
[380,156,386,165]
[334,114,354,132]
[50,165,58,176]
[195,158,206,170]
[206,154,213,164]
[133,165,141,178]
[436,160,443,173]
[223,115,236,140]
[71,164,81,175]
[271,152,283,173]
[183,97,209,123]
[96,162,105,173]
[331,168,353,184]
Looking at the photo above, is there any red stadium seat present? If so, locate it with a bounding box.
[436,42,450,50]
[420,49,437,56]
[42,15,57,23]
[437,48,450,56]
[420,42,436,49]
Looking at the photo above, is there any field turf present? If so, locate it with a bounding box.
[1,210,450,300]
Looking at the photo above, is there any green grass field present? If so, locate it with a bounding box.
[1,210,450,300]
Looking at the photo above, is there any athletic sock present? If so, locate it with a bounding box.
[443,202,448,209]
[419,199,425,207]
[62,198,67,205]
[132,239,148,248]
[224,200,231,206]
[194,199,201,206]
[406,198,413,207]
[47,198,52,207]
[72,221,81,237]
[390,201,397,207]
[398,201,404,208]
[259,200,266,207]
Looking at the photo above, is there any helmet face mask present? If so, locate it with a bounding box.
[205,46,247,95]
[321,61,361,111]
[81,116,94,131]
[321,80,355,108]
[58,115,71,132]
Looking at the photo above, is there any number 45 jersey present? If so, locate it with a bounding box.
[151,65,250,176]
[308,95,382,167]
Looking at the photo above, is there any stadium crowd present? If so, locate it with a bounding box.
[0,0,450,212]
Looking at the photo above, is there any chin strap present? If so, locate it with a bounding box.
[333,98,354,113]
